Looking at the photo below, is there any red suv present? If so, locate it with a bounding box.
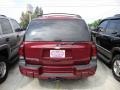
[19,13,97,79]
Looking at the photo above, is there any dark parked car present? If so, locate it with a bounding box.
[19,13,97,80]
[0,15,21,83]
[91,14,120,81]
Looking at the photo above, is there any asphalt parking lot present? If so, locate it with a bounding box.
[0,59,120,90]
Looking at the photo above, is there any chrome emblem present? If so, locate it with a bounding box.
[54,46,60,49]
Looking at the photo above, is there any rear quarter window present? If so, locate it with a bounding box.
[99,20,109,30]
[25,19,90,41]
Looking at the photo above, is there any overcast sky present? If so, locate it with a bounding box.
[0,0,120,23]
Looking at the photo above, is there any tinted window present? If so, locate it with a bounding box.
[106,20,117,34]
[114,20,120,34]
[26,19,90,41]
[0,18,13,34]
[11,19,20,30]
[99,20,108,30]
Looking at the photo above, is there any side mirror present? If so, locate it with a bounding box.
[15,28,24,32]
[91,28,99,32]
[98,27,104,32]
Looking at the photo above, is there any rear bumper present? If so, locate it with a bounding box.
[19,59,97,79]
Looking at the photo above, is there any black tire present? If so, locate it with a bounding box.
[0,56,8,84]
[112,54,120,82]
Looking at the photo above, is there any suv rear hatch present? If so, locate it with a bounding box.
[22,19,93,66]
[23,41,93,65]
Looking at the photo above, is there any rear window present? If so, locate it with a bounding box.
[25,19,90,41]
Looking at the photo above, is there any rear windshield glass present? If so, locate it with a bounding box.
[25,19,90,41]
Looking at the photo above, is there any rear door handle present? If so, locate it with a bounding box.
[6,38,9,42]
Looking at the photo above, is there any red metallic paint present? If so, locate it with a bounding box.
[19,41,97,79]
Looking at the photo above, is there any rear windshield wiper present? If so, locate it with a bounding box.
[54,39,62,42]
[54,40,80,45]
[60,42,78,45]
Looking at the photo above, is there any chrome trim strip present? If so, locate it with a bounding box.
[96,44,111,54]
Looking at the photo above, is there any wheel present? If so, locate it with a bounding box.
[0,56,8,83]
[112,54,120,82]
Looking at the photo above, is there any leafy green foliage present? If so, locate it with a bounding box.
[88,19,102,30]
[20,7,43,29]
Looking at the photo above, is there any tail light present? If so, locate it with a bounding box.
[91,43,97,60]
[19,42,25,60]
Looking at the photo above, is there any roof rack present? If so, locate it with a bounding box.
[0,15,6,17]
[43,13,81,18]
[114,14,120,17]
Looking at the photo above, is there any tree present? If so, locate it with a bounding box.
[32,7,43,19]
[34,7,43,17]
[20,6,43,29]
[88,19,102,30]
[20,12,29,29]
